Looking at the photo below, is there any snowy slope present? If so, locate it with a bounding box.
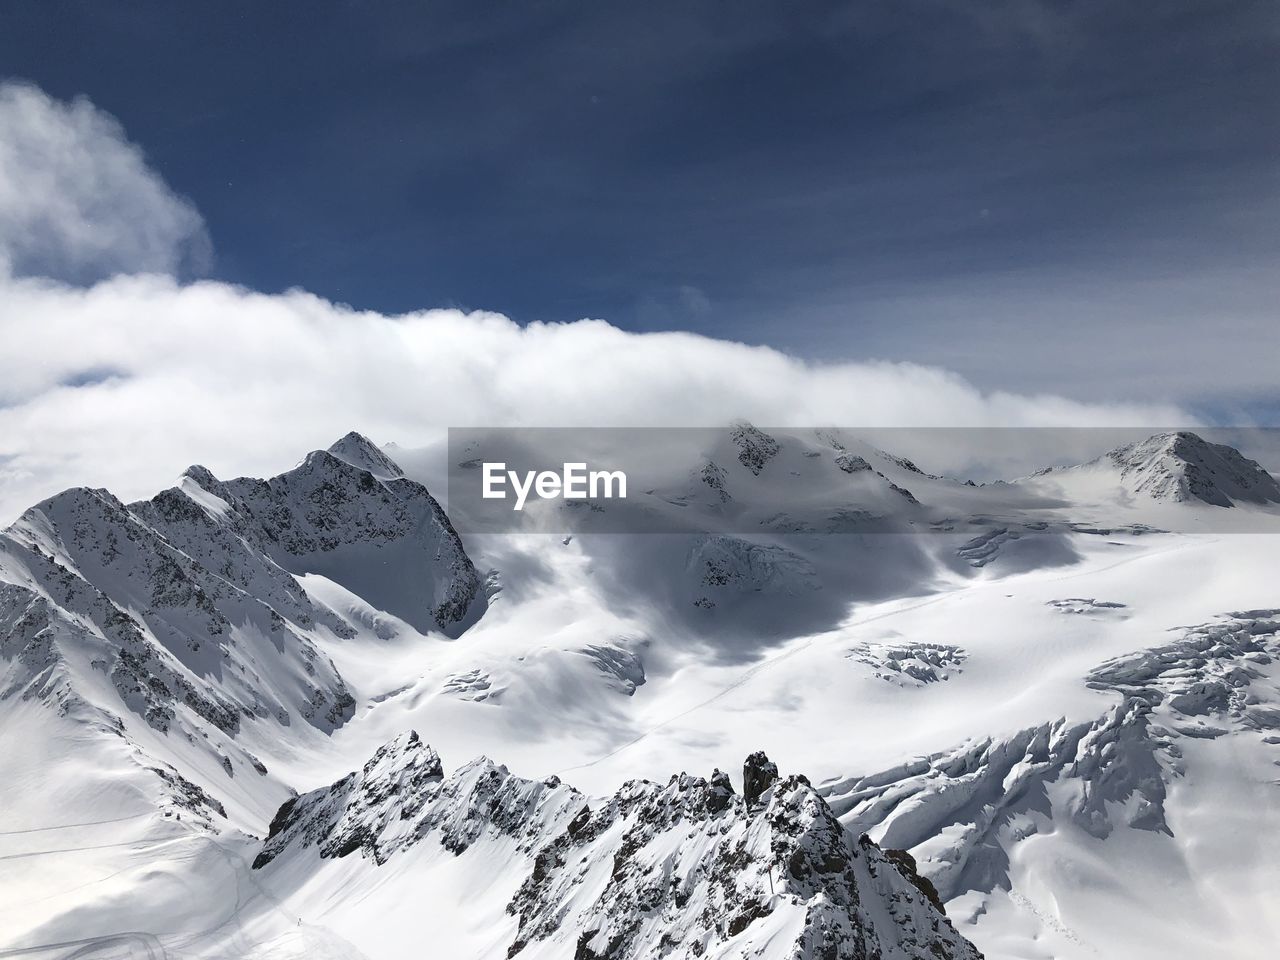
[0,435,485,891]
[818,608,1280,959]
[2,428,1279,959]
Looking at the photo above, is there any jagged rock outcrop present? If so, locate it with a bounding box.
[880,848,946,915]
[874,473,919,505]
[256,731,583,873]
[697,460,732,503]
[834,453,872,474]
[255,731,446,866]
[730,423,781,476]
[253,737,984,960]
[743,750,779,809]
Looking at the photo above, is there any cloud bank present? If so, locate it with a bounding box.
[0,83,1192,522]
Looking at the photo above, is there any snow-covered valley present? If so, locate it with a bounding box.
[2,428,1278,959]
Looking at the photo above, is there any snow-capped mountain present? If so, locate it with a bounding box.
[252,735,979,960]
[0,434,484,831]
[2,428,1279,960]
[1032,429,1280,508]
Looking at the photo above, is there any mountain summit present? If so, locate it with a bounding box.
[327,431,406,481]
[1099,431,1280,507]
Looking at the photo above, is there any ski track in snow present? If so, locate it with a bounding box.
[0,814,151,837]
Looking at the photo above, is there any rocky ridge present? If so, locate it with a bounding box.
[254,739,983,960]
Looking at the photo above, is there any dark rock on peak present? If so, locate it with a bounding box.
[697,459,732,502]
[834,453,872,474]
[881,846,947,915]
[707,767,735,812]
[730,423,781,475]
[873,449,942,480]
[743,750,779,808]
[180,464,222,490]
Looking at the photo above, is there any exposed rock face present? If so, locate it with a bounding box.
[1099,431,1280,507]
[878,475,919,504]
[255,731,582,873]
[186,444,484,633]
[255,731,446,866]
[698,460,733,503]
[254,739,984,960]
[819,610,1280,902]
[743,749,780,809]
[516,773,982,960]
[876,452,937,479]
[881,848,946,915]
[730,423,781,476]
[834,453,872,474]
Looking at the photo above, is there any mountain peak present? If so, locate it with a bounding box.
[1143,430,1211,454]
[326,431,405,480]
[1102,431,1280,507]
[179,464,222,489]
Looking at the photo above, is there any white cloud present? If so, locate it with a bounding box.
[0,273,1193,521]
[0,83,1194,521]
[0,82,210,282]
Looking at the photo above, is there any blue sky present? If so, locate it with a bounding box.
[2,0,1277,410]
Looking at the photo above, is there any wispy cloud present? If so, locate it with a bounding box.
[0,82,210,282]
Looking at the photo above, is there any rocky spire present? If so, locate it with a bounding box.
[743,750,779,809]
